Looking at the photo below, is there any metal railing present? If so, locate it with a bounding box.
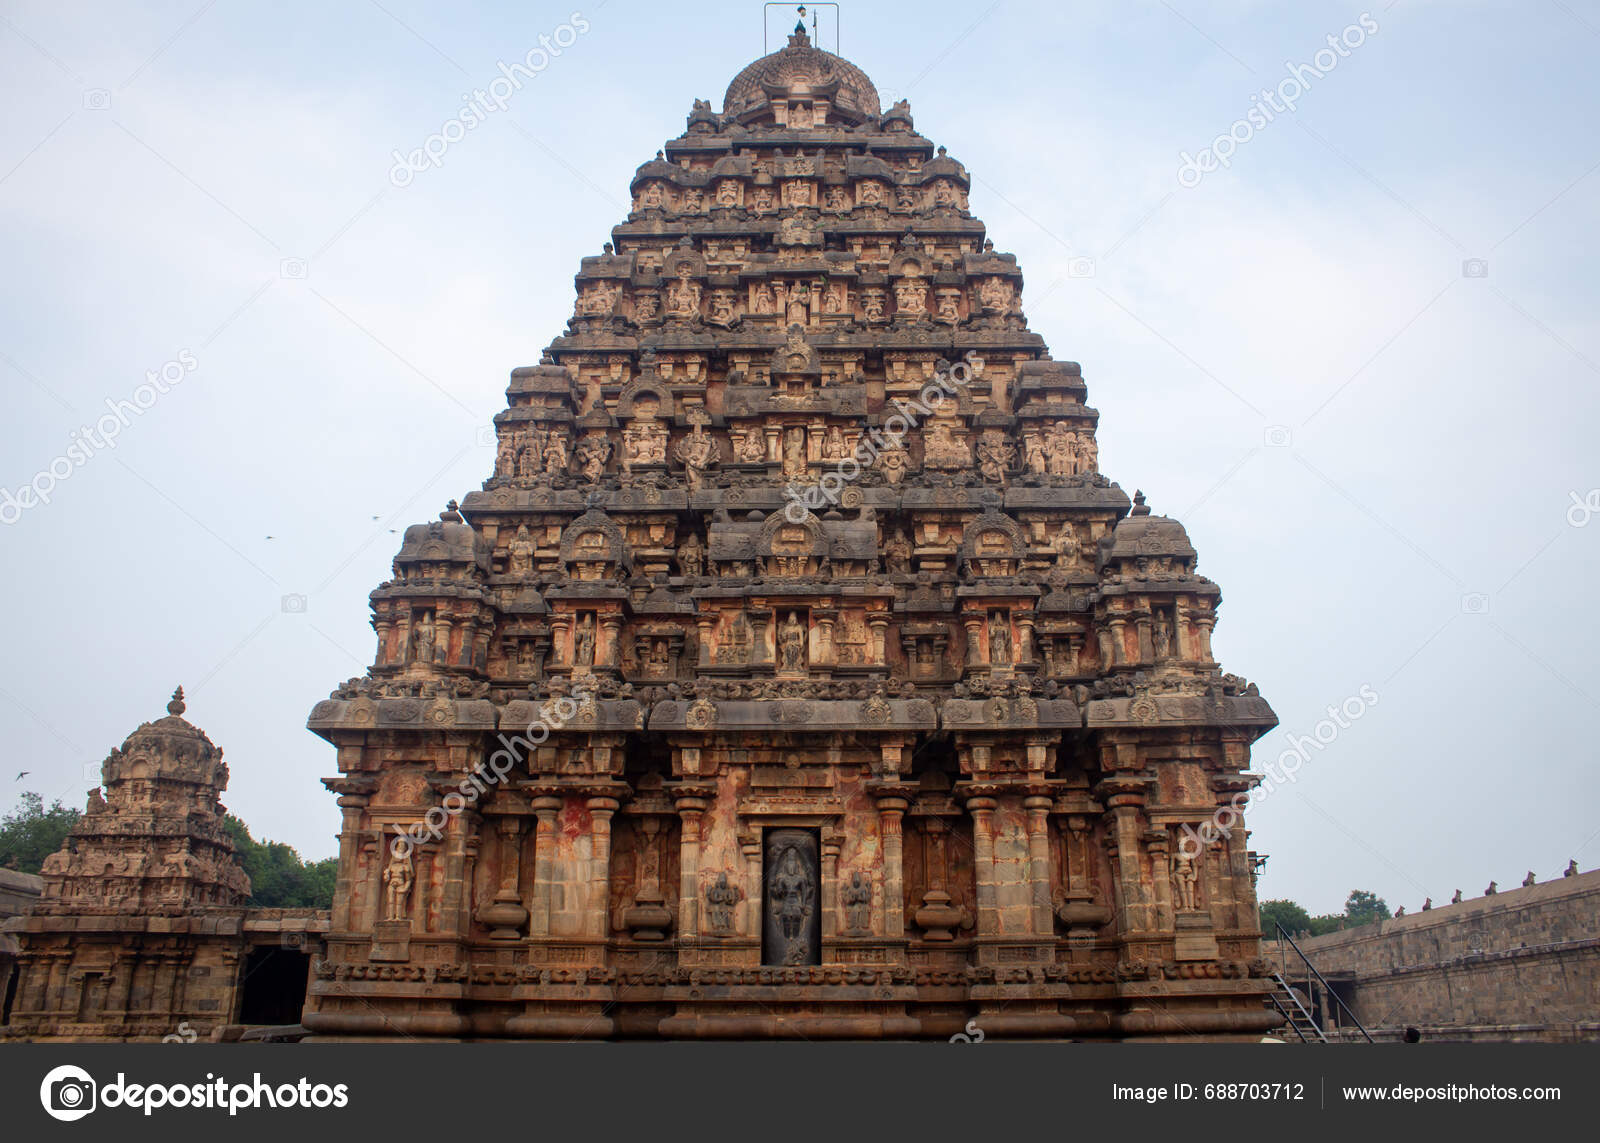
[1272,922,1374,1043]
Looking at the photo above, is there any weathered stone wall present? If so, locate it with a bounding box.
[1283,868,1600,1042]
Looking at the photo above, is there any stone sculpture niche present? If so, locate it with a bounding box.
[763,829,820,966]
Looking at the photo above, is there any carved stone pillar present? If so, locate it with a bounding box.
[1147,828,1173,932]
[1016,614,1037,666]
[529,795,561,938]
[696,614,715,666]
[482,816,529,940]
[963,614,985,668]
[966,792,999,936]
[673,789,711,943]
[821,829,842,940]
[868,614,890,665]
[1107,616,1128,665]
[1135,613,1154,664]
[586,796,618,939]
[600,616,624,668]
[1195,613,1216,662]
[876,793,908,940]
[429,613,453,666]
[1024,794,1053,937]
[739,831,763,937]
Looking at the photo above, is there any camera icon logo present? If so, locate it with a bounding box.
[475,425,497,447]
[1461,592,1490,614]
[83,89,111,111]
[40,1064,97,1121]
[1462,258,1489,279]
[279,257,308,279]
[1067,256,1096,279]
[1263,425,1292,447]
[281,593,308,613]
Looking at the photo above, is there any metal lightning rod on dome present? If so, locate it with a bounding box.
[762,2,839,54]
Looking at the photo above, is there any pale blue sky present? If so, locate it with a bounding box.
[2,0,1596,915]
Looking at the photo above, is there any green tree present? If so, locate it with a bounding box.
[1343,889,1389,927]
[223,816,337,909]
[0,791,80,874]
[1258,898,1313,937]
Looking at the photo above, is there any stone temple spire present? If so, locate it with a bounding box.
[37,691,249,914]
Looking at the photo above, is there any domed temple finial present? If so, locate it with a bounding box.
[167,686,186,716]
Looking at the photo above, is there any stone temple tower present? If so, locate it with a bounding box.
[303,26,1279,1039]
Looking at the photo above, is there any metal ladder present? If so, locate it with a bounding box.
[1264,922,1374,1042]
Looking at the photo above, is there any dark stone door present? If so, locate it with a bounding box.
[763,829,821,966]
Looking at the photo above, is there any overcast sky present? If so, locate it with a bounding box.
[2,0,1596,916]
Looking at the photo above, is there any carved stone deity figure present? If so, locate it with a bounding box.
[542,431,568,474]
[858,180,883,205]
[496,432,517,476]
[842,871,872,933]
[1052,522,1079,568]
[737,428,767,463]
[1172,851,1199,912]
[922,422,970,470]
[768,844,817,965]
[708,289,737,326]
[782,428,807,477]
[515,429,545,479]
[861,288,887,322]
[894,279,927,315]
[752,282,775,314]
[622,422,669,470]
[665,272,701,318]
[674,424,719,490]
[1154,615,1173,660]
[785,280,811,326]
[676,532,705,578]
[821,426,846,461]
[778,612,806,671]
[878,437,909,484]
[576,433,612,482]
[934,290,961,324]
[382,845,414,922]
[975,429,1014,484]
[706,872,739,935]
[716,179,740,207]
[507,524,536,577]
[1077,435,1099,474]
[988,611,1011,667]
[574,614,596,668]
[1046,422,1077,476]
[1023,433,1047,474]
[978,277,1014,312]
[410,612,436,664]
[884,527,912,575]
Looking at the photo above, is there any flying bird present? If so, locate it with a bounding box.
[15,770,28,780]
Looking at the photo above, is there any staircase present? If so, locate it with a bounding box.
[1267,973,1327,1042]
[1263,923,1374,1043]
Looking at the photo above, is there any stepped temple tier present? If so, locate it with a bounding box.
[301,27,1279,1040]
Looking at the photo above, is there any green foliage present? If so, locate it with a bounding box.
[223,815,336,909]
[1258,898,1312,937]
[0,791,80,874]
[1343,888,1390,927]
[1259,889,1390,937]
